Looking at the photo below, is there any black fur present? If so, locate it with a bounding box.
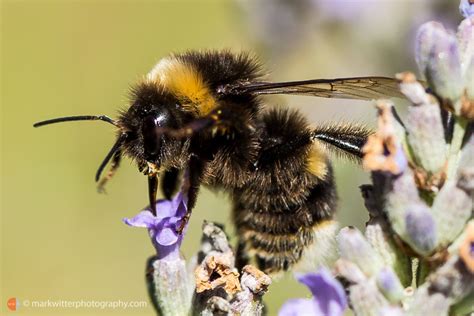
[119,82,191,169]
[176,50,263,89]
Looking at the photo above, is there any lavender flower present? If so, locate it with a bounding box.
[124,191,188,260]
[337,227,384,276]
[460,0,474,18]
[375,268,404,303]
[415,22,463,102]
[404,205,437,255]
[415,14,474,119]
[279,268,347,316]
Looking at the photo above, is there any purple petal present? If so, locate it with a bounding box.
[153,199,175,219]
[393,145,408,174]
[123,210,156,228]
[151,191,188,219]
[460,0,474,18]
[279,298,320,316]
[170,191,184,209]
[175,194,188,218]
[124,188,189,261]
[296,268,347,316]
[155,226,179,246]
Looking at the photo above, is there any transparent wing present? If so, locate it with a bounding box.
[219,76,406,100]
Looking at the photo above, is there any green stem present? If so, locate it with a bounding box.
[411,258,419,288]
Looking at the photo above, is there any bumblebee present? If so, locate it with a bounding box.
[34,50,403,273]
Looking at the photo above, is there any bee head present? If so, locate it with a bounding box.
[140,107,177,167]
[119,83,190,175]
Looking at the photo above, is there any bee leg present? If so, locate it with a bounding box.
[177,156,204,233]
[311,124,373,163]
[148,174,159,215]
[97,150,122,193]
[95,134,126,188]
[161,167,181,200]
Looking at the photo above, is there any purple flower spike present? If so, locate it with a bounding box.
[279,268,347,316]
[460,0,474,18]
[124,191,188,260]
[405,204,437,255]
[416,21,463,101]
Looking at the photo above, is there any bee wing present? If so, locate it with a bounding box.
[219,76,406,100]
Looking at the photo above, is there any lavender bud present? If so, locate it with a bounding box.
[458,134,474,173]
[349,281,391,316]
[409,249,474,315]
[463,56,473,98]
[405,95,447,174]
[334,259,367,284]
[376,268,405,303]
[405,204,438,256]
[416,22,463,101]
[457,168,474,195]
[408,287,451,316]
[386,169,421,237]
[431,179,472,248]
[397,72,447,171]
[337,227,383,276]
[365,220,412,286]
[416,22,445,80]
[460,0,474,18]
[457,17,474,76]
[379,306,404,316]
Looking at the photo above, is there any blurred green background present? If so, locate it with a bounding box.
[1,0,461,315]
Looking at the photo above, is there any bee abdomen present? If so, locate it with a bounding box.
[244,228,314,253]
[231,108,339,274]
[233,166,337,274]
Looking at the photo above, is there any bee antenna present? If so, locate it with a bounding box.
[33,115,117,128]
[95,134,127,182]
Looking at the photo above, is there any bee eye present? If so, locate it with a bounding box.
[142,115,163,161]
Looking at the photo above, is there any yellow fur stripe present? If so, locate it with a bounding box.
[306,143,328,179]
[147,57,216,116]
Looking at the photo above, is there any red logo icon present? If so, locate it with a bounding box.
[7,298,18,311]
